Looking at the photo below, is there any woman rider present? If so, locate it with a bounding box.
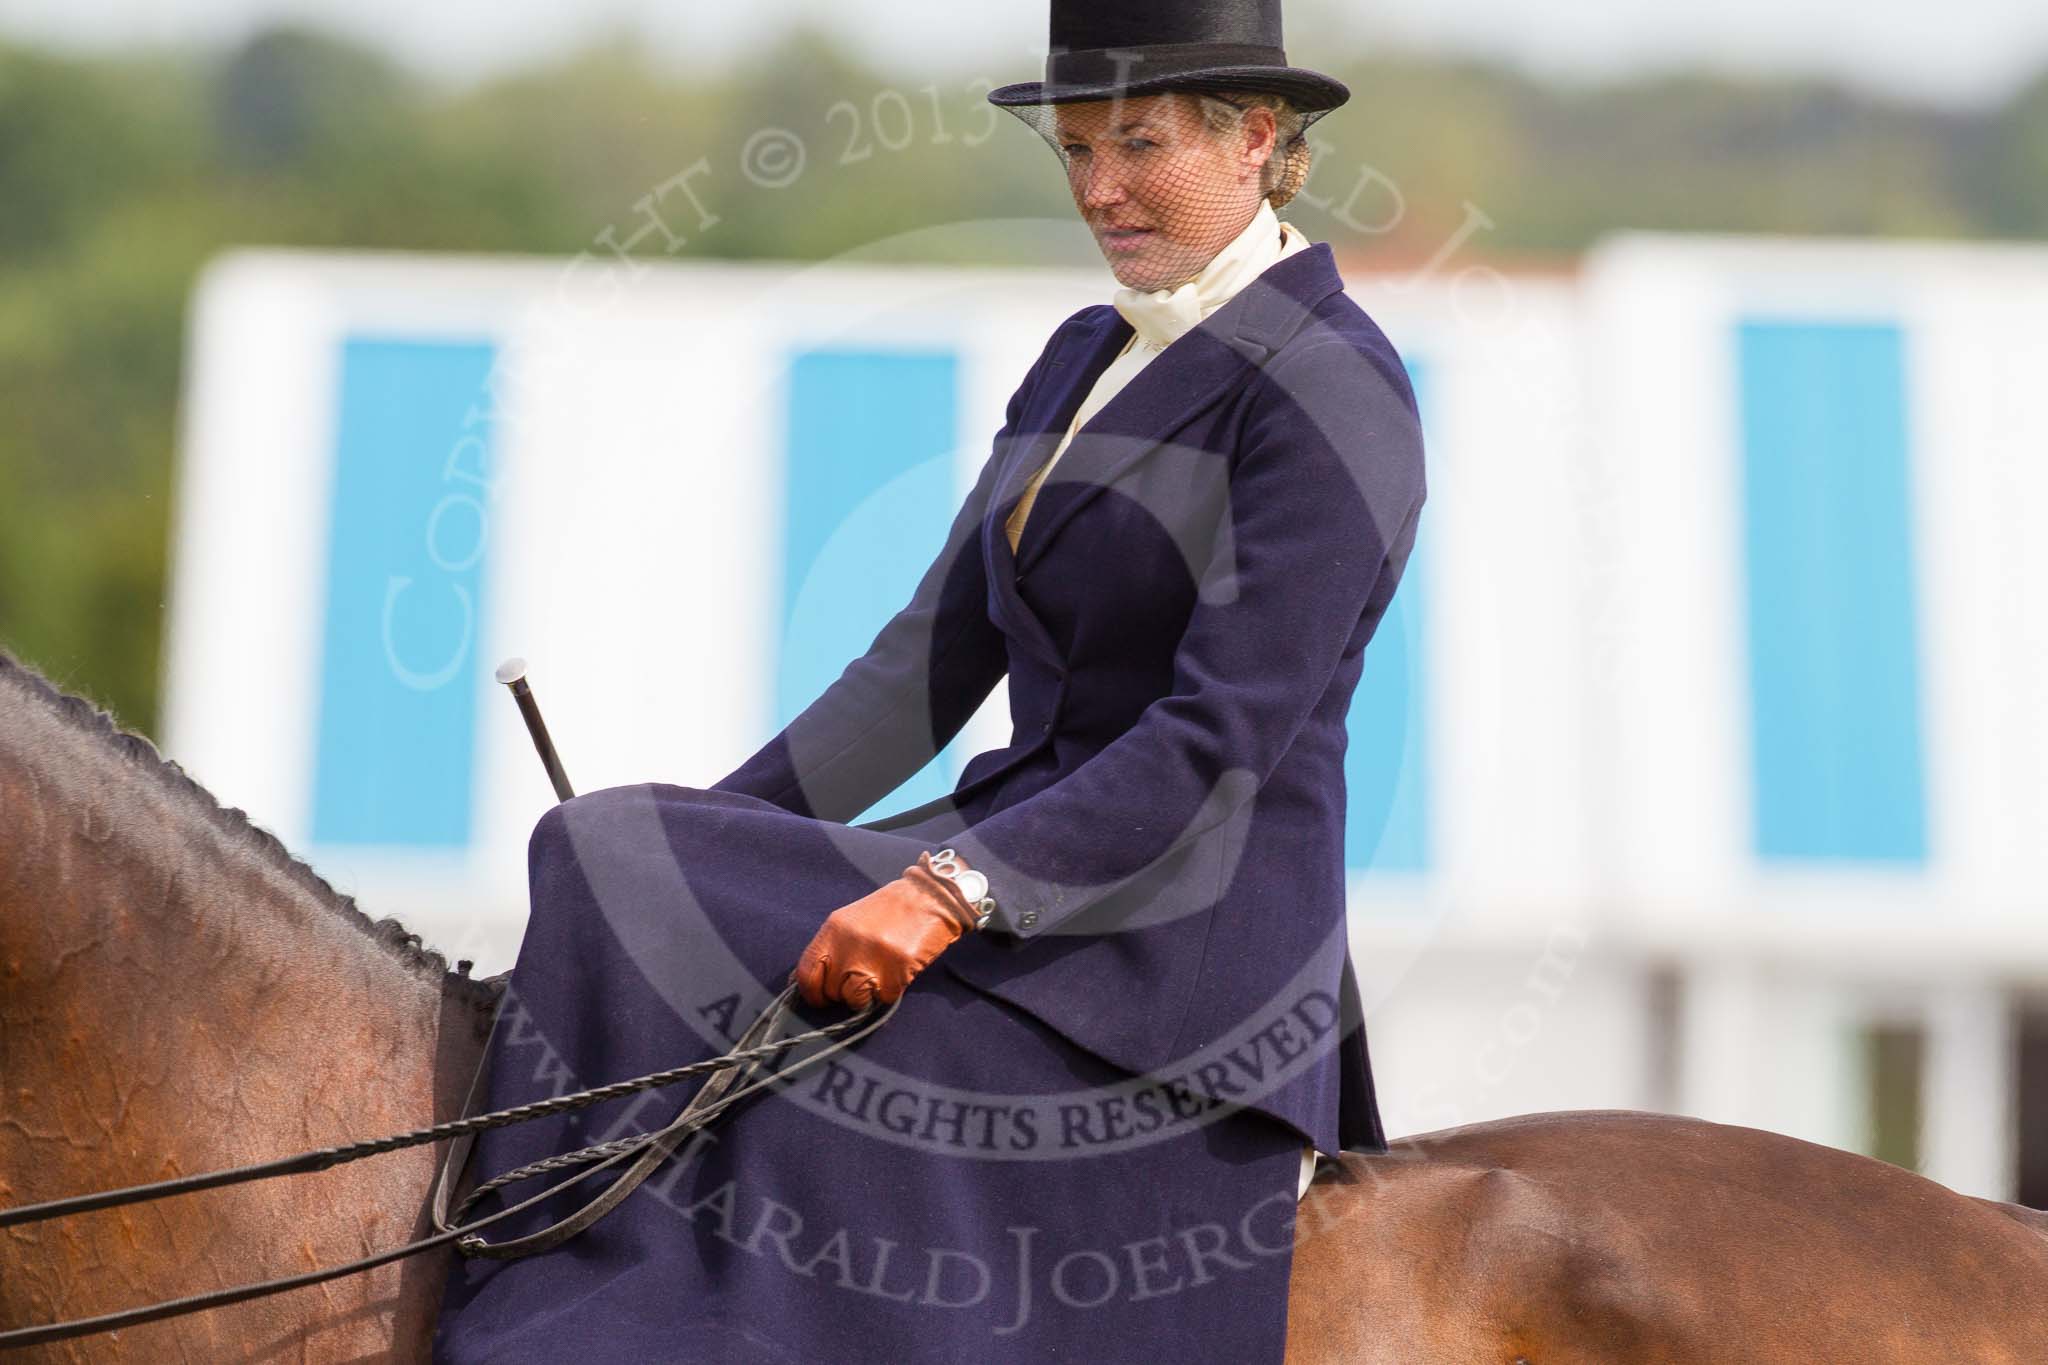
[432,1,1426,1360]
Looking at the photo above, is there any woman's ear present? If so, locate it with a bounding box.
[1239,105,1279,181]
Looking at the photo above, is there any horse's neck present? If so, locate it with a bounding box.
[0,693,490,1358]
[3,727,458,1121]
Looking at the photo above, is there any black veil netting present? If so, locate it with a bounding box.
[993,87,1331,291]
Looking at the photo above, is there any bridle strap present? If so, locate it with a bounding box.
[439,981,894,1259]
[0,982,900,1350]
[0,1131,646,1350]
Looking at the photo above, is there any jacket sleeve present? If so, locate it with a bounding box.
[947,330,1427,939]
[707,322,1075,822]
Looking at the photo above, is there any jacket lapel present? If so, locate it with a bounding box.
[982,243,1348,666]
[994,312,1129,528]
[979,311,1122,669]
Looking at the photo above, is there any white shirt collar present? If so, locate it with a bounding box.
[1111,199,1309,352]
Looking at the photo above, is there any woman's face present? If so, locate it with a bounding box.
[1054,92,1277,294]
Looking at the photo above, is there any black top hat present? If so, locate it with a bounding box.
[988,0,1349,113]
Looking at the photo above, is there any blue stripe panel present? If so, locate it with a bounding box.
[779,348,962,824]
[1737,320,1927,864]
[311,337,495,848]
[1347,359,1431,874]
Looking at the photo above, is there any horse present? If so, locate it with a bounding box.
[3,648,2045,1362]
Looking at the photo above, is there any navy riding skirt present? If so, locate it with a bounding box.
[431,783,1303,1364]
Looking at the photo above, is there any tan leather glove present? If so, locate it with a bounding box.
[792,851,981,1009]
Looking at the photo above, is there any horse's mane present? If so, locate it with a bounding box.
[0,647,503,1019]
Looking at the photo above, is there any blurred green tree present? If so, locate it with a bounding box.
[0,25,2039,735]
[1974,70,2048,234]
[212,24,416,175]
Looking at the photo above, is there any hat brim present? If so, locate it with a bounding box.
[988,66,1349,115]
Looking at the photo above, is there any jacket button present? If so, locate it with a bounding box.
[1020,911,1038,928]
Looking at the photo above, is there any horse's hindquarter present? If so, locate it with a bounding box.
[1971,1193,2048,1245]
[1284,1110,2048,1365]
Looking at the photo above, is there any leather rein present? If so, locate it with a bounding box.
[0,981,899,1351]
